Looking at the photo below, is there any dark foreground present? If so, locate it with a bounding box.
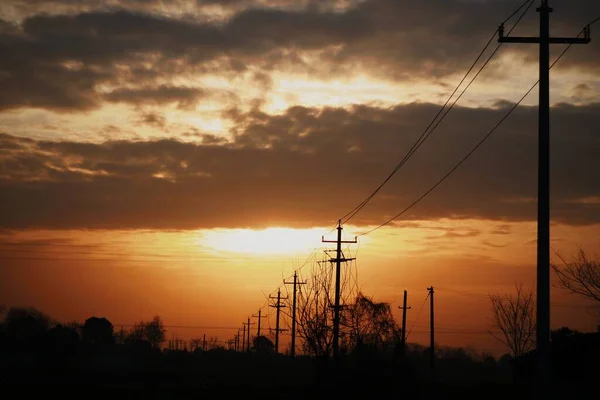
[1,350,594,399]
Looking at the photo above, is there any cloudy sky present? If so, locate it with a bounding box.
[1,0,599,354]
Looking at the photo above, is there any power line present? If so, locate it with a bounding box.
[339,0,534,224]
[406,292,430,341]
[355,12,600,236]
[114,324,240,330]
[355,83,537,236]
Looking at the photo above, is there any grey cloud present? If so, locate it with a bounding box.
[138,112,167,128]
[105,85,206,108]
[1,100,599,230]
[1,0,599,111]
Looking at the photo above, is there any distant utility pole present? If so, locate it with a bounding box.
[285,270,307,358]
[241,325,246,353]
[498,0,590,385]
[243,317,255,352]
[269,288,288,353]
[252,309,266,337]
[203,333,206,352]
[236,330,242,352]
[322,220,357,361]
[427,286,435,383]
[398,290,411,351]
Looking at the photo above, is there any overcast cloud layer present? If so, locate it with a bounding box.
[1,0,599,112]
[1,0,598,230]
[1,101,599,229]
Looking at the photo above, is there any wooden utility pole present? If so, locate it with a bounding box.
[240,326,246,353]
[252,309,266,336]
[202,333,206,351]
[498,1,590,384]
[269,289,288,353]
[284,271,307,357]
[398,290,411,351]
[243,317,255,352]
[427,286,434,383]
[322,220,357,361]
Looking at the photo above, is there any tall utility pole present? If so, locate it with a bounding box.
[322,220,357,361]
[427,286,434,383]
[269,289,288,353]
[284,271,307,357]
[252,309,266,336]
[498,1,590,384]
[398,290,411,351]
[243,318,255,352]
[235,331,241,352]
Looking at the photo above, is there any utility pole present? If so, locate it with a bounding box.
[241,325,246,353]
[398,290,411,352]
[427,286,434,383]
[269,288,288,353]
[243,317,255,352]
[202,333,206,352]
[322,220,357,361]
[236,330,242,352]
[252,309,267,337]
[498,1,590,385]
[284,271,307,357]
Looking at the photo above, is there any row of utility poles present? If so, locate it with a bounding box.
[223,220,439,388]
[231,271,308,356]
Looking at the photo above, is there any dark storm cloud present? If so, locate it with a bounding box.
[1,101,599,230]
[1,0,599,111]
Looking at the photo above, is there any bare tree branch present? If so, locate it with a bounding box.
[552,248,600,304]
[489,283,536,357]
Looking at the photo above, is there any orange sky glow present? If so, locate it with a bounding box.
[1,0,600,357]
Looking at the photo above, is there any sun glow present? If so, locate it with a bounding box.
[200,227,328,255]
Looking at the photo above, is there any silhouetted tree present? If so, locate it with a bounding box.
[296,257,336,357]
[489,284,535,357]
[253,335,274,353]
[190,336,220,351]
[341,292,400,353]
[552,248,600,304]
[127,316,166,349]
[83,317,114,345]
[551,326,580,342]
[144,316,165,348]
[2,307,52,343]
[46,324,80,360]
[190,338,202,351]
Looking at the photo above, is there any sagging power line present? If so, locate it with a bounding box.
[339,0,535,225]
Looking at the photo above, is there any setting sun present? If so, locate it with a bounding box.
[200,227,327,255]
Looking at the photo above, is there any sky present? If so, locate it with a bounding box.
[1,0,599,355]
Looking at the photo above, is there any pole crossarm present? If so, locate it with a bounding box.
[252,309,267,336]
[327,257,356,263]
[498,23,591,44]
